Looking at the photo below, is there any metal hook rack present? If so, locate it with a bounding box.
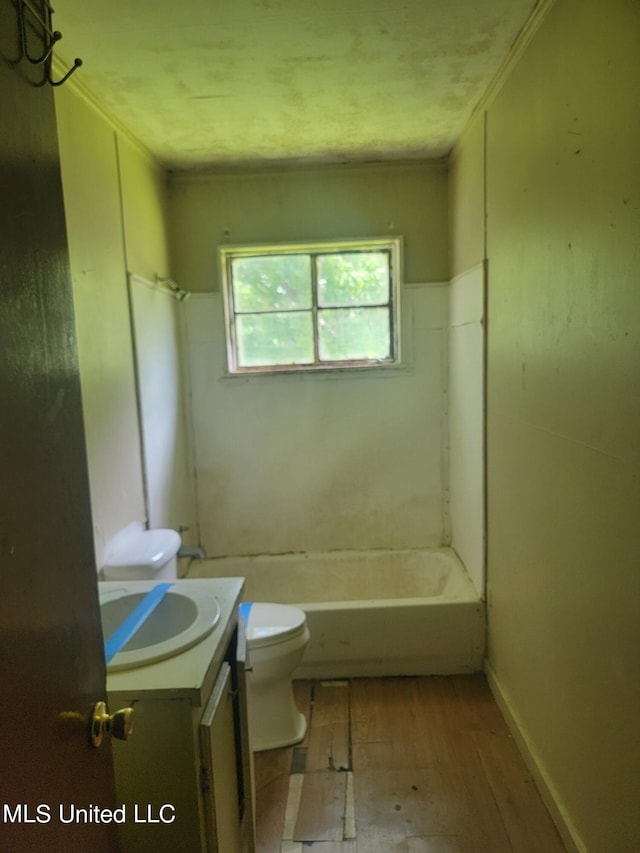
[16,0,82,86]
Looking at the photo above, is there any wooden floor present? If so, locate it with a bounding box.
[253,675,566,853]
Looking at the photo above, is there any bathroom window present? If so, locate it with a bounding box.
[220,237,402,374]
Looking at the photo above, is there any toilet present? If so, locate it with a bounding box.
[100,527,310,753]
[241,602,310,752]
[101,525,181,581]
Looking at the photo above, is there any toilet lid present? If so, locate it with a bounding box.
[246,603,307,649]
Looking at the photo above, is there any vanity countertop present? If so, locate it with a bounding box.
[100,578,244,705]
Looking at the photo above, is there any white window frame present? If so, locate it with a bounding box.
[219,237,402,375]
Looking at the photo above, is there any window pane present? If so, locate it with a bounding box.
[236,312,314,367]
[317,252,389,307]
[231,255,312,312]
[318,307,391,361]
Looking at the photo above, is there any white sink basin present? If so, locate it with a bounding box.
[100,586,221,671]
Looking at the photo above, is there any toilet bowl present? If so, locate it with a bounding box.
[242,602,310,752]
[101,525,181,581]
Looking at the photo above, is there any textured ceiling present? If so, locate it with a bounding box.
[54,0,538,170]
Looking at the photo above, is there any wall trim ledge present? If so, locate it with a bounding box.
[449,262,485,287]
[485,661,585,853]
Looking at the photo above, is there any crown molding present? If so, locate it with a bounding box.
[51,55,162,173]
[451,0,556,161]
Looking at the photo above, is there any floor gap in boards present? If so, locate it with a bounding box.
[253,675,567,853]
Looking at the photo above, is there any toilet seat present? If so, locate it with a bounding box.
[245,603,307,650]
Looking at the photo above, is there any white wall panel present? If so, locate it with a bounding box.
[448,264,485,597]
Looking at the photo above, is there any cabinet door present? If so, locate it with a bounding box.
[200,662,242,852]
[236,619,256,852]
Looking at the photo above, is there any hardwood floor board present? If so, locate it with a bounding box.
[355,832,466,852]
[354,768,450,838]
[365,683,509,850]
[351,677,398,742]
[255,677,566,853]
[351,739,397,770]
[282,844,356,853]
[281,773,304,841]
[355,834,411,852]
[450,674,510,734]
[351,733,440,774]
[474,729,566,852]
[254,748,293,853]
[415,686,465,763]
[414,676,466,735]
[306,682,350,772]
[406,838,468,853]
[344,771,356,839]
[352,678,441,769]
[431,727,513,852]
[401,677,514,850]
[294,770,348,842]
[315,681,349,712]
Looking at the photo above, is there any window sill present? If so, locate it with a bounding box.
[220,360,413,381]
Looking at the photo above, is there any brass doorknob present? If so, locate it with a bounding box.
[91,701,135,747]
[110,706,135,740]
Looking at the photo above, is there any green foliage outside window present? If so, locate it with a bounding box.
[318,252,389,306]
[222,240,400,372]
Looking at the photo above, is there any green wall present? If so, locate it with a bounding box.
[451,1,640,849]
[169,161,449,292]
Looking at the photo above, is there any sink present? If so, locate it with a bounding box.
[100,586,221,671]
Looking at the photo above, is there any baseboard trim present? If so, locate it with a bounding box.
[484,661,586,853]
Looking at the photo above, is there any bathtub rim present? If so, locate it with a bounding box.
[186,545,479,607]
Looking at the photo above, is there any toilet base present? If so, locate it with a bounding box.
[247,676,307,752]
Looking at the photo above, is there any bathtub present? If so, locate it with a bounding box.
[186,547,485,678]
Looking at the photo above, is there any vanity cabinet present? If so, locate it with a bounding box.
[104,579,254,853]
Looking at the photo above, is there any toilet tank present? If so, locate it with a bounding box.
[102,528,181,581]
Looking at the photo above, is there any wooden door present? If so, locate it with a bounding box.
[0,2,119,850]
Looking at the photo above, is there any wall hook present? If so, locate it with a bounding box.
[15,0,82,86]
[47,56,83,86]
[22,24,61,66]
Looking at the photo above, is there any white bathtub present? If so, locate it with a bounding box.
[187,547,485,678]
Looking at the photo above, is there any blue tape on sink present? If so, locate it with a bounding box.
[104,582,174,664]
[238,602,253,622]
